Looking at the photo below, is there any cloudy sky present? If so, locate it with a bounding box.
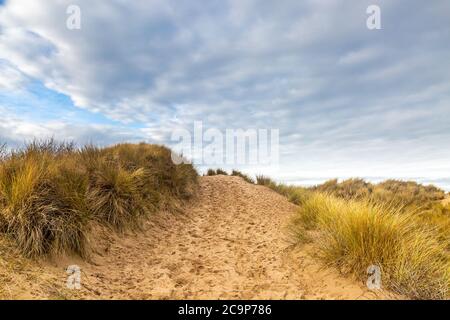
[1,0,449,188]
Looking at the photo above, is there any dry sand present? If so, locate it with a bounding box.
[1,175,396,299]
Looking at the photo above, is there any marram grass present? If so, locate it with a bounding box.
[0,141,198,258]
[293,193,450,299]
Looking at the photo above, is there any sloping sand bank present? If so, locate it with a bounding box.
[1,176,395,299]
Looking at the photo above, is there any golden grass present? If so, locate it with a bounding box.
[206,168,229,176]
[206,168,256,184]
[254,174,449,299]
[256,175,273,186]
[314,178,447,212]
[293,193,450,299]
[230,170,255,184]
[255,175,310,205]
[0,140,198,258]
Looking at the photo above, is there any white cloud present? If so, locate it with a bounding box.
[0,0,449,184]
[338,47,382,65]
[0,61,28,91]
[0,106,146,147]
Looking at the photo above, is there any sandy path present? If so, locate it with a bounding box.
[3,175,390,299]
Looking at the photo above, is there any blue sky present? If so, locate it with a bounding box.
[0,0,450,189]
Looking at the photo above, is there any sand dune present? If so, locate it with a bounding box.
[1,175,396,299]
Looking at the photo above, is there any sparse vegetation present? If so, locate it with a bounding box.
[313,178,372,200]
[255,175,310,205]
[1,140,448,300]
[206,168,255,184]
[231,170,255,184]
[0,140,198,258]
[256,174,450,299]
[205,168,228,176]
[207,168,255,177]
[215,169,228,175]
[256,175,273,186]
[292,193,450,299]
[314,178,447,212]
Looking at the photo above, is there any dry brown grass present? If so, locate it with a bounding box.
[0,140,198,258]
[256,174,450,299]
[292,193,450,299]
[314,178,447,211]
[230,170,255,184]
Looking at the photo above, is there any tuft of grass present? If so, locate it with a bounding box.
[0,143,90,257]
[215,168,228,175]
[314,178,447,214]
[205,168,228,176]
[87,161,148,231]
[256,175,274,186]
[0,140,198,258]
[314,178,372,200]
[252,173,450,299]
[255,175,310,205]
[231,170,255,184]
[293,193,450,299]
